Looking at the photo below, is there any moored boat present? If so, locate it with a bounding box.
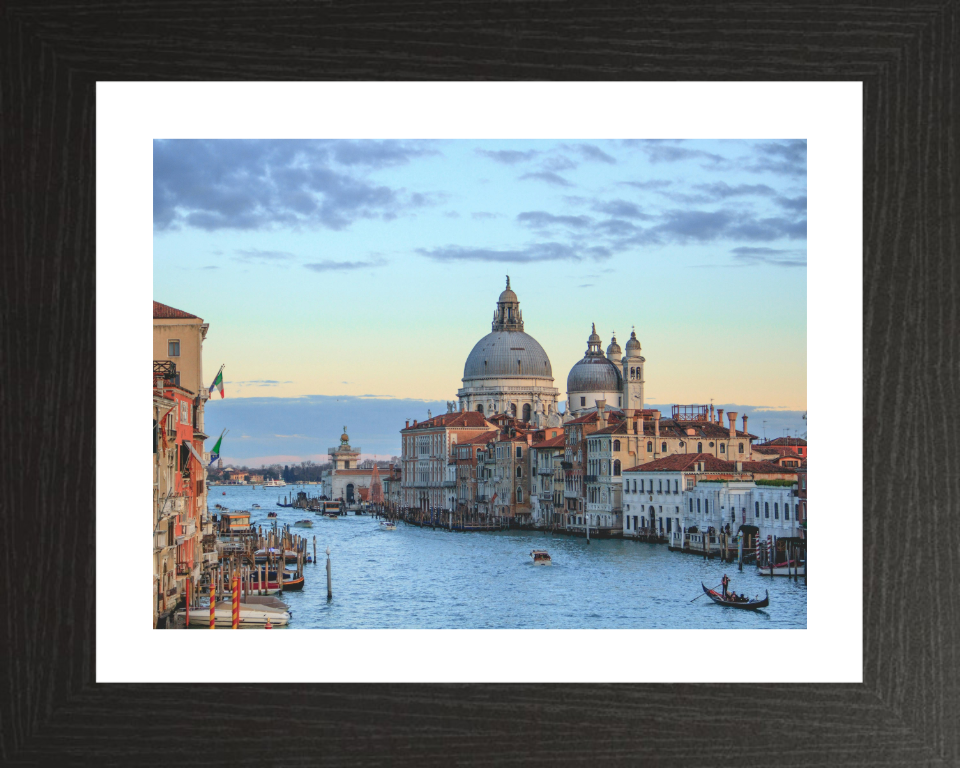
[530,549,552,565]
[701,583,769,610]
[180,597,291,627]
[249,571,305,591]
[254,548,298,564]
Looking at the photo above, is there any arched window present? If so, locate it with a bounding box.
[697,442,703,453]
[476,404,484,413]
[784,505,790,520]
[613,460,621,476]
[755,501,760,518]
[516,487,522,502]
[516,466,522,478]
[690,498,694,513]
[704,499,709,514]
[661,442,667,453]
[697,498,701,513]
[522,403,531,422]
[510,403,517,417]
[647,441,653,452]
[764,502,769,518]
[719,444,725,454]
[738,443,744,454]
[613,440,620,451]
[774,503,779,519]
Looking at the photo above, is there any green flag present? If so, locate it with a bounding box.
[208,431,224,467]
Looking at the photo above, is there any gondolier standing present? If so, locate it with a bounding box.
[721,574,730,599]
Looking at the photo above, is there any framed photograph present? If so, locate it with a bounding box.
[5,4,956,765]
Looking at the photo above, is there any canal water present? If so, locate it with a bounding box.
[214,486,807,629]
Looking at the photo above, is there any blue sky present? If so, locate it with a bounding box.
[153,139,807,463]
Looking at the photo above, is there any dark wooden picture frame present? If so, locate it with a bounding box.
[3,3,957,765]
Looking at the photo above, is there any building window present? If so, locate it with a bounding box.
[580,397,586,407]
[755,501,760,518]
[674,480,678,493]
[523,403,531,421]
[613,460,621,476]
[774,503,779,519]
[661,442,667,453]
[647,441,653,452]
[784,505,790,520]
[516,466,522,478]
[516,487,522,502]
[704,499,709,514]
[477,404,484,414]
[689,498,693,513]
[764,502,769,518]
[613,440,620,451]
[697,442,703,453]
[795,504,799,518]
[516,446,522,459]
[658,479,662,493]
[632,479,637,492]
[697,498,701,513]
[168,339,180,357]
[719,444,725,454]
[739,443,744,454]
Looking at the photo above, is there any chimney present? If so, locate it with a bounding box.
[735,460,743,473]
[727,411,737,438]
[596,399,607,428]
[405,420,409,428]
[413,420,417,426]
[742,414,748,435]
[709,404,715,422]
[717,408,724,426]
[526,433,533,446]
[653,410,661,439]
[625,410,634,434]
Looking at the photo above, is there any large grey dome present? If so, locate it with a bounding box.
[463,331,554,380]
[567,356,622,393]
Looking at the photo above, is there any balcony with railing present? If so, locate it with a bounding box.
[176,561,191,575]
[154,530,168,552]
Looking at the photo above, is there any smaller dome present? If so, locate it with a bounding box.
[625,330,642,355]
[606,334,622,359]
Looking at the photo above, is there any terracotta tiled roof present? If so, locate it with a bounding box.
[532,435,566,449]
[590,421,629,436]
[401,411,494,431]
[623,453,798,477]
[457,431,499,446]
[754,445,803,458]
[334,469,374,476]
[760,437,807,447]
[153,301,199,319]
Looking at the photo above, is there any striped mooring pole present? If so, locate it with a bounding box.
[210,571,216,629]
[232,575,240,629]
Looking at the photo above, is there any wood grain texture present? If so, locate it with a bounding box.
[1,1,957,765]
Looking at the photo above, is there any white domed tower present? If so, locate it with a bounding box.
[457,277,560,421]
[622,328,645,412]
[566,323,624,414]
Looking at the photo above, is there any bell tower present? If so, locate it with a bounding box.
[623,328,645,412]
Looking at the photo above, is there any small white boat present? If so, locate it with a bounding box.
[324,513,339,520]
[757,564,806,577]
[530,550,552,565]
[380,521,397,531]
[294,519,313,528]
[180,597,291,627]
[252,504,261,509]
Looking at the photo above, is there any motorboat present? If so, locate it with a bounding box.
[254,548,299,564]
[267,511,278,518]
[252,504,261,509]
[324,513,339,520]
[380,521,397,531]
[294,519,313,528]
[530,550,552,565]
[701,583,769,610]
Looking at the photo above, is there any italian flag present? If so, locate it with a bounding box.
[208,431,225,467]
[209,368,224,398]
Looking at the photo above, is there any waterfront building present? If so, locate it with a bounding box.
[153,301,212,628]
[756,436,807,458]
[328,427,373,505]
[561,405,623,529]
[530,432,565,528]
[620,453,799,551]
[751,446,805,467]
[453,431,498,518]
[400,411,497,518]
[456,277,562,426]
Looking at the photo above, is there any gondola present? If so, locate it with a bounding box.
[701,583,769,610]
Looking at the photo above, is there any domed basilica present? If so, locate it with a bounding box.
[456,277,562,426]
[455,278,645,426]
